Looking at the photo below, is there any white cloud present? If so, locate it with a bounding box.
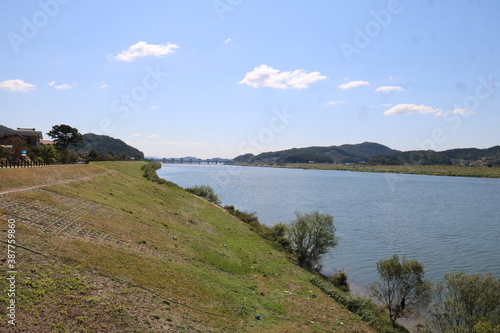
[130,134,141,137]
[150,105,158,110]
[375,86,404,92]
[450,108,475,116]
[325,100,347,106]
[110,41,179,62]
[0,79,36,92]
[148,134,159,138]
[339,80,370,90]
[224,38,232,44]
[238,64,327,89]
[49,81,76,90]
[384,103,442,116]
[384,104,477,117]
[99,81,108,89]
[55,83,76,90]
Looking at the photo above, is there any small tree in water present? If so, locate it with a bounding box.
[286,211,339,271]
[369,255,431,326]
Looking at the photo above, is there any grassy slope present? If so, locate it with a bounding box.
[0,162,374,332]
[241,163,500,178]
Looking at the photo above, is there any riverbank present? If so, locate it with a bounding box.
[235,162,500,178]
[0,161,379,332]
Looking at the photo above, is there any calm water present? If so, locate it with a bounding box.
[157,164,500,289]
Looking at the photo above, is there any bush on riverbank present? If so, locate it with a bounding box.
[224,205,292,253]
[427,272,500,333]
[323,269,350,293]
[310,276,408,332]
[185,185,221,204]
[141,162,179,187]
[140,162,410,332]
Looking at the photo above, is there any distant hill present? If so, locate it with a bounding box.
[233,142,500,166]
[233,142,400,164]
[72,133,144,160]
[370,146,500,166]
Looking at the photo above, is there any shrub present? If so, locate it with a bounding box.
[325,269,350,293]
[186,185,221,204]
[369,255,432,326]
[286,211,339,272]
[224,206,258,225]
[223,206,291,253]
[141,162,179,188]
[270,223,291,251]
[427,272,500,333]
[310,276,404,332]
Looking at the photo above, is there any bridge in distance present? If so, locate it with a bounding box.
[162,158,222,164]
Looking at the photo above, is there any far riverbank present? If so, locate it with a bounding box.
[233,162,500,178]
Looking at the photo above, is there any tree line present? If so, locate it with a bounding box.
[289,213,499,332]
[0,124,143,164]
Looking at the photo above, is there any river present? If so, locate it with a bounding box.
[157,164,500,290]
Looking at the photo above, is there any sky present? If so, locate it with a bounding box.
[1,0,499,159]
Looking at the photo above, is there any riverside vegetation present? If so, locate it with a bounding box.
[155,163,500,332]
[0,161,379,332]
[1,162,498,332]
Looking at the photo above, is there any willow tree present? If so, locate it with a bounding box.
[286,211,339,271]
[369,255,431,326]
[428,272,500,333]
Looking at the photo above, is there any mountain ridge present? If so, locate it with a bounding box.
[72,133,144,160]
[233,142,500,166]
[233,142,400,164]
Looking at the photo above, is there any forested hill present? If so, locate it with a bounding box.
[71,133,144,160]
[370,145,500,166]
[233,142,500,166]
[233,142,400,164]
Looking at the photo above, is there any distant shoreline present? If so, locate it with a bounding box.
[233,163,500,178]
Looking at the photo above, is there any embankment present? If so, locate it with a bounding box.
[0,161,377,332]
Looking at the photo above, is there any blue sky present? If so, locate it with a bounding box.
[1,0,499,158]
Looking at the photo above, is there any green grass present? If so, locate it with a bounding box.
[0,161,379,332]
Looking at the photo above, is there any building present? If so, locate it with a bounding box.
[0,125,43,146]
